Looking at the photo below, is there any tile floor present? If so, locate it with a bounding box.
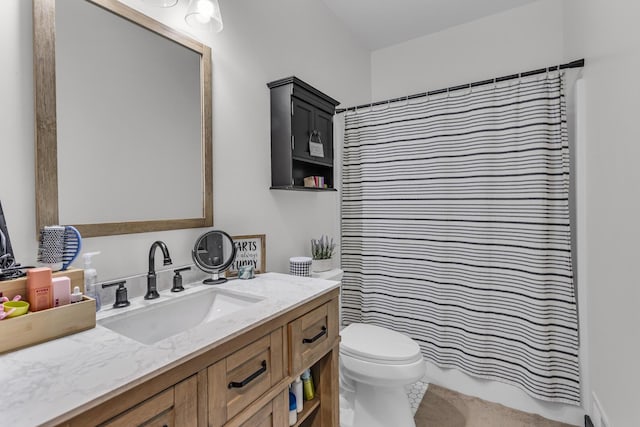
[406,372,430,414]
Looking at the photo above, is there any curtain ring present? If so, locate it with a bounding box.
[446,88,450,98]
[404,96,410,107]
[386,100,391,110]
[354,105,358,115]
[493,78,497,91]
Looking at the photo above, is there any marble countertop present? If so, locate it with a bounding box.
[0,273,340,427]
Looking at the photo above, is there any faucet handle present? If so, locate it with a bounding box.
[102,280,130,308]
[172,267,191,293]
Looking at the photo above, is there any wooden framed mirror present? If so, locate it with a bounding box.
[33,0,213,238]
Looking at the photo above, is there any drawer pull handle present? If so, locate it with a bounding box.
[228,360,267,389]
[302,326,327,344]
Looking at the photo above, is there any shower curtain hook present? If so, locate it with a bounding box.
[493,78,497,91]
[404,95,410,107]
[446,87,450,99]
[386,99,391,110]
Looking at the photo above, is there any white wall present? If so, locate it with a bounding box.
[369,1,586,425]
[371,0,564,101]
[563,1,640,426]
[0,0,370,282]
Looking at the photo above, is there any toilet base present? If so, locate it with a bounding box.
[340,382,416,427]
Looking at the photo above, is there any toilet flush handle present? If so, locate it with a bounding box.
[302,326,327,344]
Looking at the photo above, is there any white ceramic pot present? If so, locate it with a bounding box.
[312,258,332,272]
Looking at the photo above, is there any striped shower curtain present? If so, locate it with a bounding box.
[341,74,579,404]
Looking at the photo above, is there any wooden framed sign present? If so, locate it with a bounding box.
[228,234,266,276]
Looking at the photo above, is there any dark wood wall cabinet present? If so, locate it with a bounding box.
[267,77,340,191]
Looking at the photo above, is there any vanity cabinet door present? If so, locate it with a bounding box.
[100,388,174,427]
[208,328,286,426]
[288,298,339,376]
[99,375,197,427]
[224,389,287,427]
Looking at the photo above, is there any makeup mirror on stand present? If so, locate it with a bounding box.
[192,230,237,284]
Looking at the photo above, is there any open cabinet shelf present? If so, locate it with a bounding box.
[293,396,320,427]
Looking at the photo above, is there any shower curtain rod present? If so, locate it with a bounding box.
[335,58,584,114]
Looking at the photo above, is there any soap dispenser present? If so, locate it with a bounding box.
[83,251,101,311]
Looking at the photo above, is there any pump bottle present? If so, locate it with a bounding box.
[83,251,101,311]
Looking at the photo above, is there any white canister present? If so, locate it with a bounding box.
[289,256,312,277]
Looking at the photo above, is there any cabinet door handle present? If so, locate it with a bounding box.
[228,360,267,389]
[302,326,327,344]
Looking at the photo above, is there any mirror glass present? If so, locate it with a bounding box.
[192,230,237,284]
[56,0,202,223]
[33,0,213,237]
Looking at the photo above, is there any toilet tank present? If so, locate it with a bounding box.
[311,268,343,281]
[311,269,344,327]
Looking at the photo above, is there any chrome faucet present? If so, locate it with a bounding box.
[145,241,172,300]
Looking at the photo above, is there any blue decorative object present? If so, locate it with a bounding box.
[238,265,255,280]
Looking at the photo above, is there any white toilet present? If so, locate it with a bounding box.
[312,269,426,427]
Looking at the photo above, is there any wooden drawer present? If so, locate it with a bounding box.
[208,328,285,425]
[288,298,338,376]
[225,389,287,427]
[101,374,198,427]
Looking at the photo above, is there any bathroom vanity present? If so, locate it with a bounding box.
[0,273,340,427]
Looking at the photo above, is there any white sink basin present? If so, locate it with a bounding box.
[99,288,263,345]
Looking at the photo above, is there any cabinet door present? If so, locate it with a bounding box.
[313,109,333,166]
[224,389,287,427]
[100,375,198,427]
[291,98,315,161]
[100,388,174,427]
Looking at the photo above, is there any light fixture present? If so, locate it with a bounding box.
[143,0,178,7]
[185,0,223,32]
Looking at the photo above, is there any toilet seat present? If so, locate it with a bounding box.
[340,323,422,365]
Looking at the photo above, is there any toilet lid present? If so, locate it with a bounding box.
[340,323,422,364]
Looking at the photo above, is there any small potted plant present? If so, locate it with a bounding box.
[311,235,335,272]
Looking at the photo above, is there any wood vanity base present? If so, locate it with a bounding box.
[54,288,340,427]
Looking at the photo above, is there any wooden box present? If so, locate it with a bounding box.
[0,268,96,354]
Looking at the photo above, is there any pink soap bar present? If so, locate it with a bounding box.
[52,276,71,307]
